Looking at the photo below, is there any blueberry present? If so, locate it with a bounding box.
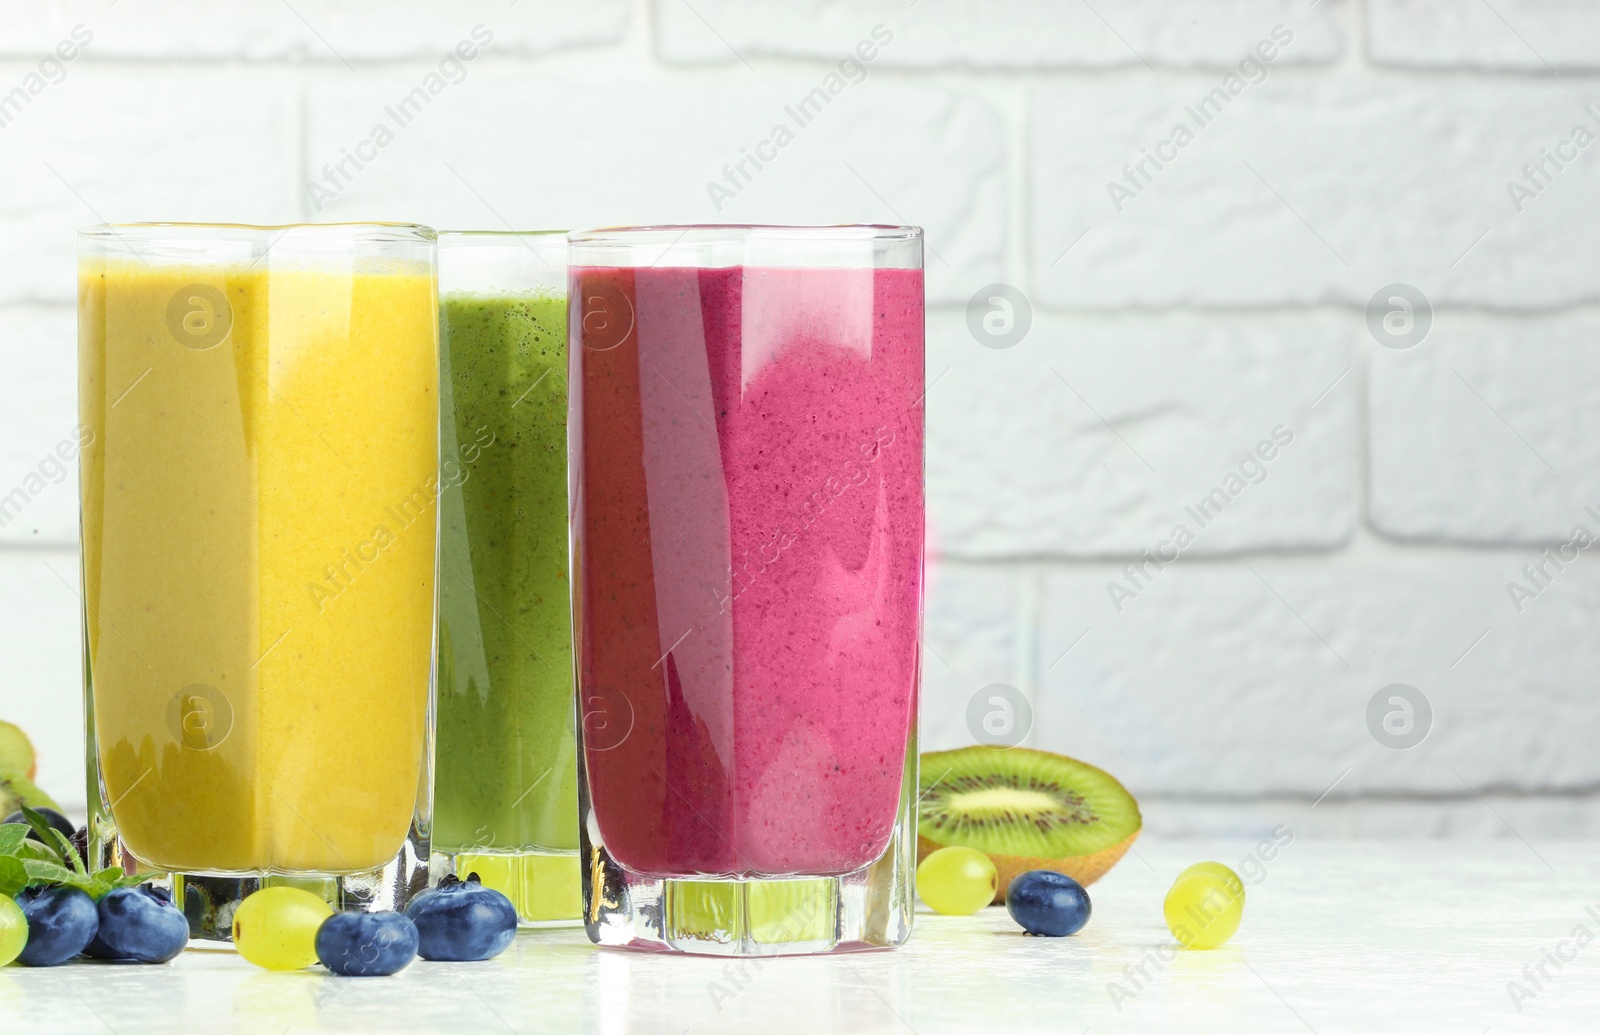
[16,885,99,965]
[86,885,189,963]
[404,874,517,962]
[1006,870,1091,937]
[315,911,418,976]
[4,808,76,845]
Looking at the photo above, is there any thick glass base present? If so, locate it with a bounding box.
[437,847,583,927]
[580,787,915,957]
[92,825,432,948]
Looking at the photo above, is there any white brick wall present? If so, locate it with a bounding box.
[1369,0,1600,72]
[0,308,79,544]
[0,70,300,304]
[653,0,1348,68]
[1031,74,1600,307]
[0,553,87,807]
[1,0,1595,839]
[927,311,1354,556]
[0,1,631,60]
[1370,311,1600,543]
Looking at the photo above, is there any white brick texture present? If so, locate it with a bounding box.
[1037,552,1600,798]
[655,0,1347,69]
[928,310,1354,558]
[0,70,300,305]
[0,1,630,60]
[920,563,1027,752]
[1369,0,1600,72]
[0,551,87,812]
[1370,311,1600,544]
[1031,74,1600,308]
[0,307,79,545]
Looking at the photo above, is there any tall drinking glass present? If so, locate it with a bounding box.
[435,231,581,924]
[78,223,439,942]
[569,225,924,955]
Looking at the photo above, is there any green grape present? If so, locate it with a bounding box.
[232,887,334,970]
[1176,861,1245,907]
[0,893,26,966]
[916,846,998,915]
[1164,871,1242,950]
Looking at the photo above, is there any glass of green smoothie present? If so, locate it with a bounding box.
[435,230,580,925]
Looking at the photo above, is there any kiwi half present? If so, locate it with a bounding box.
[0,769,59,817]
[917,746,1141,903]
[0,720,35,781]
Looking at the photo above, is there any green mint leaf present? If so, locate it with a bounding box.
[20,858,106,896]
[46,828,85,876]
[0,822,28,856]
[16,839,57,862]
[88,866,157,895]
[17,806,64,864]
[0,855,24,897]
[21,857,78,887]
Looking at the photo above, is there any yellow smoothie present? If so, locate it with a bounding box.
[80,260,438,875]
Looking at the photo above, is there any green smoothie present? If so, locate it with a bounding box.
[436,289,580,922]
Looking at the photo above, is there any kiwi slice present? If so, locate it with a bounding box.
[918,746,1141,902]
[0,767,60,817]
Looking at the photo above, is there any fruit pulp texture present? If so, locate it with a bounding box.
[573,264,924,878]
[435,294,579,861]
[79,262,437,874]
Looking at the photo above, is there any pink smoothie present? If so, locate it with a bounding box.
[572,263,923,878]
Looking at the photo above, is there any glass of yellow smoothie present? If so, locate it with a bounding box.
[78,223,440,943]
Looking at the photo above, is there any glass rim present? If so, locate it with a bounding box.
[438,229,566,240]
[568,223,922,245]
[78,221,436,240]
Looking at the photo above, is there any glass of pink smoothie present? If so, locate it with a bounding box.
[569,225,924,956]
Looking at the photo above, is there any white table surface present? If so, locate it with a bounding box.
[2,840,1594,1034]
